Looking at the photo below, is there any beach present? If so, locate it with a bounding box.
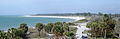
[24,15,85,21]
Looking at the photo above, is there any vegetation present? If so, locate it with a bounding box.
[53,26,64,39]
[0,23,28,39]
[18,23,28,33]
[86,14,118,39]
[114,18,120,39]
[98,12,103,16]
[35,23,44,36]
[1,12,119,39]
[73,19,88,23]
[44,23,54,33]
[0,21,78,39]
[119,18,120,21]
[65,32,75,39]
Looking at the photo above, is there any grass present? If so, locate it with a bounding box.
[69,27,77,33]
[83,30,88,34]
[72,19,88,23]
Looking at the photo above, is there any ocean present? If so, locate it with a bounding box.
[0,15,75,30]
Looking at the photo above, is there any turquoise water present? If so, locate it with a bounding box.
[0,15,75,30]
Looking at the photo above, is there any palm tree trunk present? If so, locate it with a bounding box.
[38,31,40,36]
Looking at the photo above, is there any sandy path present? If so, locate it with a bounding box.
[70,22,89,39]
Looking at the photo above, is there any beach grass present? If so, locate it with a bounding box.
[72,19,88,23]
[69,27,77,33]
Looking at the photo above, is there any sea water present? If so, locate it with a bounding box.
[0,15,75,30]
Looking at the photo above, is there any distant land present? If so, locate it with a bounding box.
[30,13,120,17]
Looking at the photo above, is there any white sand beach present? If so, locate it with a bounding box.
[24,15,85,21]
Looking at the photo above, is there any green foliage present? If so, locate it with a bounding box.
[44,23,54,33]
[73,19,88,23]
[19,23,28,33]
[35,23,44,36]
[65,32,75,37]
[54,22,63,26]
[67,22,76,26]
[104,14,109,17]
[0,22,77,39]
[65,32,75,39]
[118,18,120,22]
[0,30,8,39]
[35,23,44,31]
[98,12,103,16]
[53,26,64,36]
[87,15,116,38]
[83,12,92,16]
[0,23,29,39]
[7,28,26,39]
[63,26,69,32]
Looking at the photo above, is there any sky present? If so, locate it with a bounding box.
[0,0,120,15]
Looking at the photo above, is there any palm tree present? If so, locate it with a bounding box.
[98,12,103,16]
[7,28,17,39]
[0,30,8,39]
[65,32,75,39]
[35,23,44,36]
[63,26,69,32]
[18,23,28,33]
[53,26,64,39]
[54,22,63,26]
[44,23,54,33]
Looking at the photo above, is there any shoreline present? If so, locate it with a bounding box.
[24,15,86,31]
[25,15,89,39]
[24,15,85,21]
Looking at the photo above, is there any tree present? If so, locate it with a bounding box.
[18,23,28,33]
[83,13,88,16]
[65,32,75,39]
[63,26,69,32]
[114,18,120,39]
[53,26,64,39]
[88,12,91,16]
[7,28,17,39]
[7,27,27,39]
[87,19,116,38]
[44,23,54,33]
[54,22,63,26]
[119,18,120,22]
[98,12,103,16]
[0,30,8,39]
[15,29,26,38]
[104,14,109,18]
[35,23,44,36]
